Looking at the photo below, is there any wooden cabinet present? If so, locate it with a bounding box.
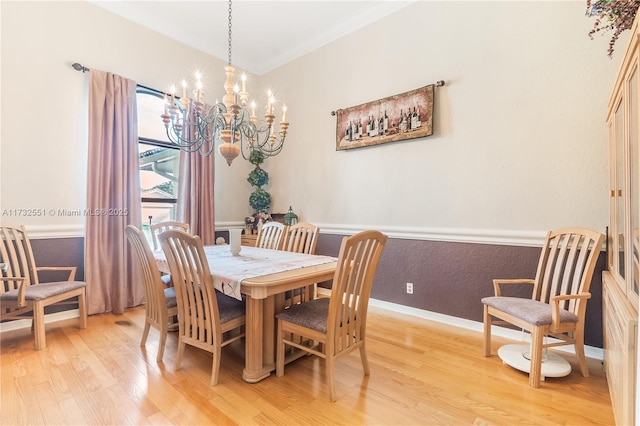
[605,13,640,426]
[241,233,257,247]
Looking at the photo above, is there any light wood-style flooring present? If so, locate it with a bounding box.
[1,305,614,425]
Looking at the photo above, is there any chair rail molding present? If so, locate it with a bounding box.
[23,224,85,239]
[317,224,548,247]
[26,222,603,250]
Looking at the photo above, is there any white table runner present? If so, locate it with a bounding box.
[156,245,337,300]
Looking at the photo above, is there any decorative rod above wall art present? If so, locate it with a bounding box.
[331,80,444,151]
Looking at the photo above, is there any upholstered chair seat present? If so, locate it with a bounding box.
[0,280,86,301]
[276,298,330,333]
[216,293,245,324]
[481,296,579,326]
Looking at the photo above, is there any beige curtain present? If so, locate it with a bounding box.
[177,148,216,245]
[85,69,143,315]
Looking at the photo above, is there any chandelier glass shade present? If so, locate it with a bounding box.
[160,0,289,166]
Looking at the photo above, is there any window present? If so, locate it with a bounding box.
[136,87,180,236]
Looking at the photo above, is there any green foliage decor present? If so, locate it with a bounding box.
[247,167,269,187]
[247,149,271,214]
[249,188,271,213]
[249,150,266,166]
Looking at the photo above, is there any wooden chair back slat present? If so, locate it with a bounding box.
[255,222,286,250]
[532,228,603,313]
[0,225,39,292]
[151,221,190,251]
[282,222,319,254]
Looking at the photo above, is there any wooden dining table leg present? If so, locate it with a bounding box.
[262,295,276,370]
[242,295,271,383]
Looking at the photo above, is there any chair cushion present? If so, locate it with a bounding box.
[216,291,245,323]
[481,296,579,326]
[276,297,330,333]
[163,286,177,308]
[160,274,172,286]
[0,281,86,301]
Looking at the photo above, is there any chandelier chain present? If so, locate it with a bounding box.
[228,0,233,66]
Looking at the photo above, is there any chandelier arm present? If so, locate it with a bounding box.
[239,138,253,160]
[166,128,207,153]
[248,134,285,157]
[167,120,216,146]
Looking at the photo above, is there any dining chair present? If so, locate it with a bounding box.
[0,224,87,350]
[281,222,320,306]
[125,225,178,362]
[158,229,246,386]
[275,229,388,401]
[255,221,286,250]
[151,221,190,251]
[482,227,604,387]
[150,221,190,286]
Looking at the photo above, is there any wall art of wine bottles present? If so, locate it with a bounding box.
[335,84,434,151]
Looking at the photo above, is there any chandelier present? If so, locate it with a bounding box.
[160,0,289,166]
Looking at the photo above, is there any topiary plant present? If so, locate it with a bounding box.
[246,149,272,214]
[249,150,265,166]
[249,188,271,213]
[247,167,269,187]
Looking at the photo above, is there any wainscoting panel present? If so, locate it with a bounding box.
[16,229,606,348]
[316,233,606,348]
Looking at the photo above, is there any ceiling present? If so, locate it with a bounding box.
[91,1,414,76]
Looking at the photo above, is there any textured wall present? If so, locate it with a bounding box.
[264,1,622,235]
[30,237,85,281]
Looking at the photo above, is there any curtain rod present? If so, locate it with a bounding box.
[330,80,446,116]
[72,62,89,73]
[71,62,163,96]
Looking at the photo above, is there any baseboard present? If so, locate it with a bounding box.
[368,298,604,360]
[0,309,80,333]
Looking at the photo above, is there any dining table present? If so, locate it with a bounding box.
[155,244,337,383]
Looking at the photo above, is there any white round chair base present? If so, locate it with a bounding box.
[497,344,571,379]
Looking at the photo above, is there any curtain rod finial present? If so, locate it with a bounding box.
[72,63,89,73]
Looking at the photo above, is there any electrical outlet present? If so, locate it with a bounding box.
[406,282,414,294]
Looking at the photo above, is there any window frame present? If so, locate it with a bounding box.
[137,85,181,218]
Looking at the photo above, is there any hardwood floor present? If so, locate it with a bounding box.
[1,305,614,425]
